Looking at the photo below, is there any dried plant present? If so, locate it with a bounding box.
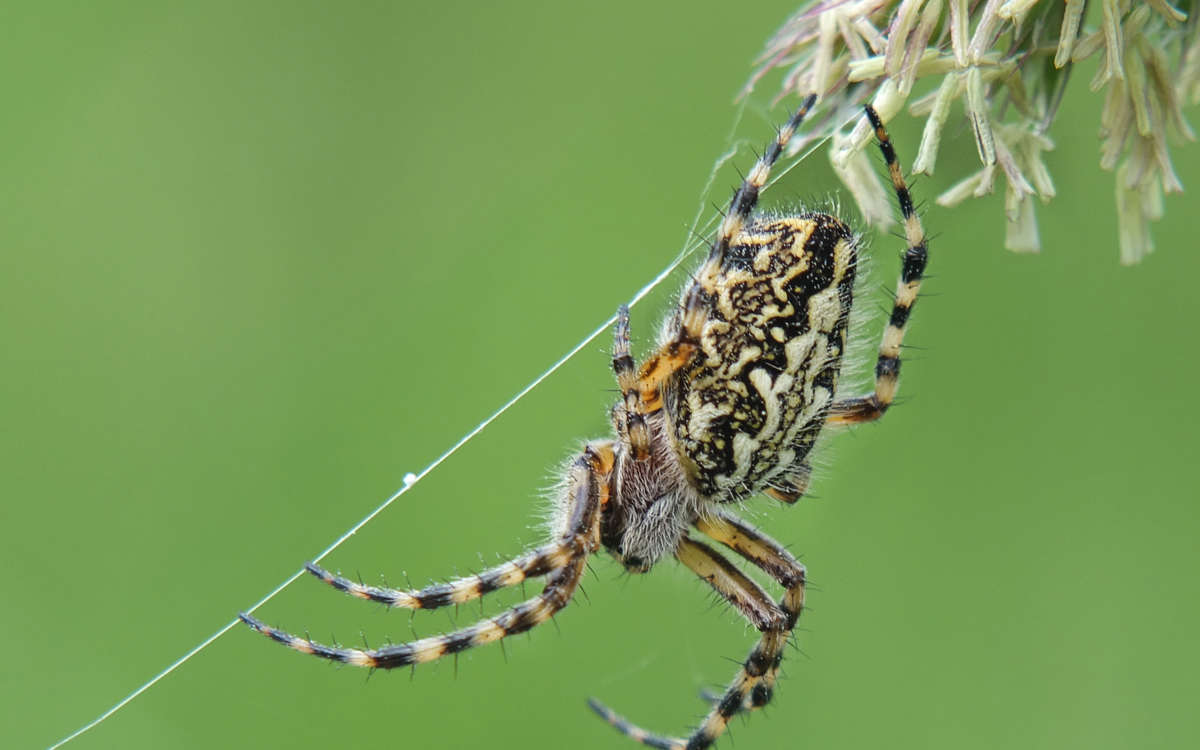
[747,0,1198,263]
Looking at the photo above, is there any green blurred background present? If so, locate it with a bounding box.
[5,2,1199,748]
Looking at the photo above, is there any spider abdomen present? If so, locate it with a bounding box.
[667,213,858,502]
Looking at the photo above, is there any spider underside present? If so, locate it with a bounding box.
[241,97,929,750]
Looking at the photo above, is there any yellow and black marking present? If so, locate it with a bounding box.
[695,511,806,592]
[242,442,615,670]
[239,590,561,669]
[676,536,783,632]
[245,95,930,750]
[620,95,819,439]
[708,93,818,268]
[828,104,928,426]
[634,338,699,415]
[590,634,786,750]
[304,536,584,610]
[591,512,806,748]
[694,511,806,711]
[614,304,651,460]
[587,102,927,749]
[670,213,858,500]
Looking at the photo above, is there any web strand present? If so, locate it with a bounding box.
[47,104,857,750]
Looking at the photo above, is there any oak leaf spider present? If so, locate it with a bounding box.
[241,97,928,749]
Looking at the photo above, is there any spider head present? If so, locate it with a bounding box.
[596,414,704,575]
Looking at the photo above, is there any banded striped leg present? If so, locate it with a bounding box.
[588,536,789,749]
[589,516,805,749]
[303,535,589,610]
[628,94,819,422]
[613,304,651,460]
[240,443,614,669]
[694,512,806,714]
[829,104,928,426]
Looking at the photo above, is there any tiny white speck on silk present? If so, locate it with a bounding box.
[47,100,861,750]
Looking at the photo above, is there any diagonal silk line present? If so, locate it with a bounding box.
[47,103,859,750]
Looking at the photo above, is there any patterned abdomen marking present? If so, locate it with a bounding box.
[667,215,858,501]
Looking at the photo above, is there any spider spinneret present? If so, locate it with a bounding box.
[241,96,929,750]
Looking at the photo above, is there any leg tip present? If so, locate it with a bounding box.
[587,697,613,720]
[586,698,682,749]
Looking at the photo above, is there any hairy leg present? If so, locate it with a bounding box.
[588,529,801,748]
[829,105,928,425]
[241,442,614,668]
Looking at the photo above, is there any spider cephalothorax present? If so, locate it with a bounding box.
[242,98,928,750]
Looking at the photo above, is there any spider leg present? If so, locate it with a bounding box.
[629,95,819,425]
[613,303,651,460]
[694,511,806,714]
[241,443,614,669]
[829,105,928,426]
[763,462,811,504]
[303,534,587,610]
[706,94,817,268]
[587,701,684,750]
[674,536,786,632]
[588,535,794,749]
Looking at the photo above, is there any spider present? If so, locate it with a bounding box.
[240,97,928,749]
